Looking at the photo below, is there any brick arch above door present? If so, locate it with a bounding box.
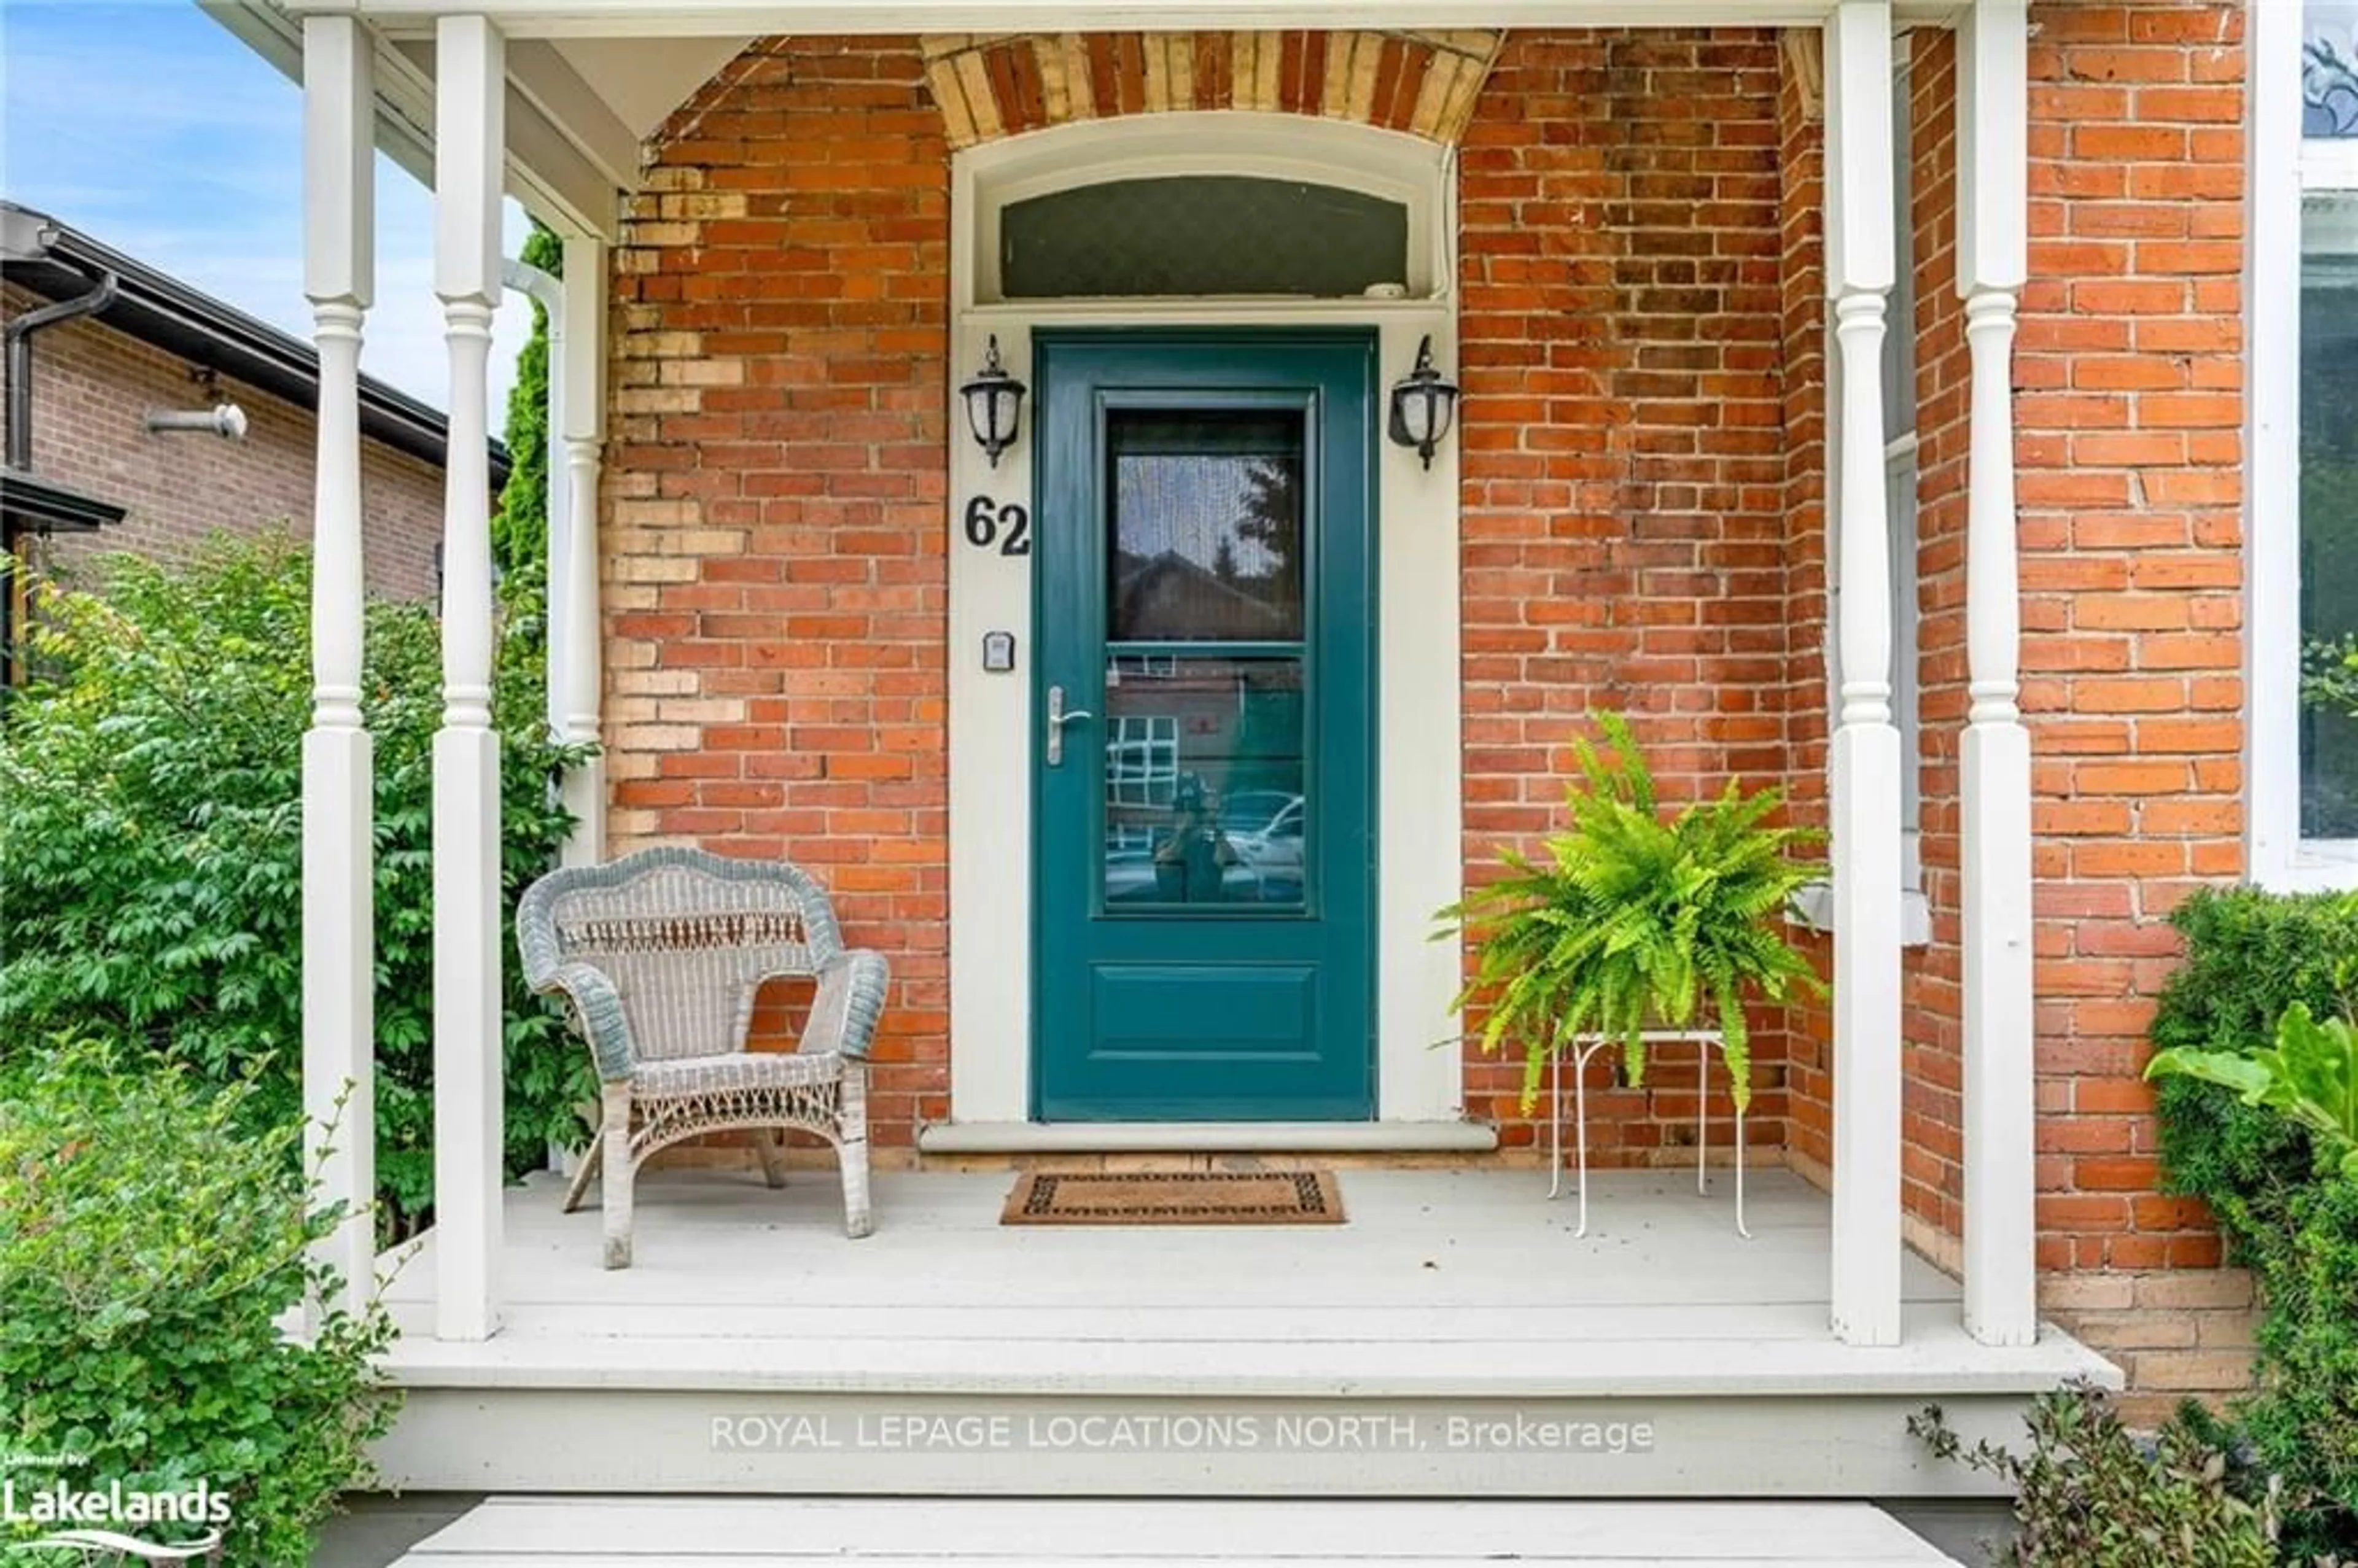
[919,32,1505,150]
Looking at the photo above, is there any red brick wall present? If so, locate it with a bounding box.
[1905,31,1974,1257]
[2,282,443,600]
[2020,0,2252,1402]
[1456,29,1794,1160]
[603,37,953,1151]
[1867,4,2255,1408]
[1766,10,2255,1409]
[1776,37,1836,1184]
[2018,0,2247,1270]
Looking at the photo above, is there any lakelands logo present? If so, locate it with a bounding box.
[2,1481,229,1566]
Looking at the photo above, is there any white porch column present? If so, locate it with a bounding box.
[1823,0,1905,1348]
[556,231,607,867]
[432,11,508,1344]
[300,13,377,1325]
[1956,0,2037,1348]
[501,257,567,743]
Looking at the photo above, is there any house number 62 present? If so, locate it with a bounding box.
[963,496,1031,557]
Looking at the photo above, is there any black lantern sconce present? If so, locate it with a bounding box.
[1387,334,1460,471]
[960,335,1027,468]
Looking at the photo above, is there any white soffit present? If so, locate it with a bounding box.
[551,36,758,139]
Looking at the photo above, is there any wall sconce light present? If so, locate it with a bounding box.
[960,335,1027,468]
[1387,334,1460,471]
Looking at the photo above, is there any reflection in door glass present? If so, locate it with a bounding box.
[1108,410,1304,641]
[1103,657,1305,908]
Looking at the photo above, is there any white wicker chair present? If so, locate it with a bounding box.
[515,847,887,1268]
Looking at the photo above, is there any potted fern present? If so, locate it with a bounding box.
[1436,712,1827,1116]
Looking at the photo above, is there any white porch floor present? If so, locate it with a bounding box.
[372,1167,2111,1497]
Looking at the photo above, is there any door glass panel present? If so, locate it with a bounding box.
[1108,410,1304,641]
[1102,656,1305,909]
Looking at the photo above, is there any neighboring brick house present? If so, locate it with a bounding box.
[0,203,505,618]
[229,0,2358,1458]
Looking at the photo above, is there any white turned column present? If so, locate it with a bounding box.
[432,12,507,1344]
[557,231,607,867]
[1824,0,1905,1348]
[503,257,567,742]
[545,286,569,742]
[1957,0,2037,1348]
[300,14,377,1327]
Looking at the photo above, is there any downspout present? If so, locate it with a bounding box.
[7,267,120,469]
[3,264,119,680]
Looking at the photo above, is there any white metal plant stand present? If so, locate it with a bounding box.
[1548,1030,1748,1240]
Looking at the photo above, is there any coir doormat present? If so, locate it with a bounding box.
[1000,1170,1345,1226]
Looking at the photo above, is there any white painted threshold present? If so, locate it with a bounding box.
[916,1120,1501,1154]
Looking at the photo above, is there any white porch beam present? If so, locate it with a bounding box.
[1823,0,1904,1349]
[300,12,379,1329]
[432,10,510,1345]
[1955,0,2037,1349]
[389,36,623,241]
[557,230,609,867]
[505,39,644,193]
[286,0,1852,39]
[201,3,621,241]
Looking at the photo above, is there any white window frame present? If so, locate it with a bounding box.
[2249,1,2358,891]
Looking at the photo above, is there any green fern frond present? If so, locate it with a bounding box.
[1435,710,1829,1122]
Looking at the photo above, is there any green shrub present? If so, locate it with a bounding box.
[1912,1386,2281,1568]
[2149,1002,2358,1180]
[2149,889,2358,1225]
[0,535,594,1237]
[2150,888,2358,1557]
[0,1042,395,1567]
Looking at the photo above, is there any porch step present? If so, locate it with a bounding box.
[392,1497,1967,1565]
[372,1169,2112,1499]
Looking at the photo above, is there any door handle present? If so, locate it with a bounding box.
[1046,684,1094,767]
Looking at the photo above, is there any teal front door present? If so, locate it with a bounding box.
[1033,333,1377,1121]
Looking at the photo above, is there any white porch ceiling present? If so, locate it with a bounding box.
[549,36,754,140]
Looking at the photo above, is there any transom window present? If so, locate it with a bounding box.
[1002,176,1409,299]
[961,114,1446,307]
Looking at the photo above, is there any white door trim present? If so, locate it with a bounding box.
[946,305,1463,1130]
[942,123,1463,1133]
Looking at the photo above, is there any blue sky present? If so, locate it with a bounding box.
[1,0,531,413]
